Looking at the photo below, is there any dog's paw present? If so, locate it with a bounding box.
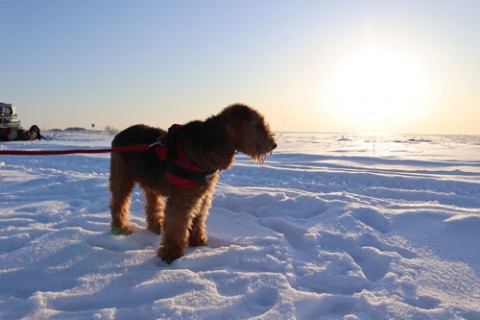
[111,226,133,235]
[147,224,162,235]
[189,236,208,247]
[157,246,183,265]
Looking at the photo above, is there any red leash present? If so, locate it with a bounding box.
[0,144,151,156]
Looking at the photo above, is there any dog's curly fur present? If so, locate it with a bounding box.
[109,104,277,263]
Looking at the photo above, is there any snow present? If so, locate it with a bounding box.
[1,131,479,319]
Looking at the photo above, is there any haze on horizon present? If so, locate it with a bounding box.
[1,1,479,135]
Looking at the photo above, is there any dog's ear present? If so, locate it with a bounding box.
[225,123,235,139]
[220,104,255,137]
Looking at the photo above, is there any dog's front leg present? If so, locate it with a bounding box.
[157,197,197,264]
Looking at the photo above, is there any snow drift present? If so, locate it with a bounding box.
[1,132,479,319]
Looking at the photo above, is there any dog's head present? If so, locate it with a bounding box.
[220,104,277,163]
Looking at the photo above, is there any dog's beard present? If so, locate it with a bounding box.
[256,154,266,164]
[252,151,273,164]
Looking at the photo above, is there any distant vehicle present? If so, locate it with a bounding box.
[0,102,43,141]
[0,102,21,129]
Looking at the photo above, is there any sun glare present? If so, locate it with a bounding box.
[322,47,433,132]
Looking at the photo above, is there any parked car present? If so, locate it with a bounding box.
[0,102,21,129]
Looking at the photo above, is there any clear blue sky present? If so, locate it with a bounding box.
[1,0,479,134]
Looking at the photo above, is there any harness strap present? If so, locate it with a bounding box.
[153,124,217,188]
[167,160,217,183]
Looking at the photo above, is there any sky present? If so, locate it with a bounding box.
[1,0,479,134]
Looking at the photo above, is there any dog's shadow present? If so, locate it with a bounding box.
[203,235,234,248]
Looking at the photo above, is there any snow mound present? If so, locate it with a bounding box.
[1,132,479,319]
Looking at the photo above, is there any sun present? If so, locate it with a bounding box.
[322,47,433,132]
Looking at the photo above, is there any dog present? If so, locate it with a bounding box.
[109,104,277,263]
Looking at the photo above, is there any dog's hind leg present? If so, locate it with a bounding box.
[143,187,164,234]
[189,193,212,247]
[109,154,135,235]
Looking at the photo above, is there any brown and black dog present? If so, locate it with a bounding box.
[109,104,276,263]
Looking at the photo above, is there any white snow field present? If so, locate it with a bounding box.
[1,131,479,319]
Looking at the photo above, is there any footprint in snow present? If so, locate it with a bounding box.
[349,246,394,282]
[353,207,392,233]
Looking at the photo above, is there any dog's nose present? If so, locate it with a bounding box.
[272,143,277,150]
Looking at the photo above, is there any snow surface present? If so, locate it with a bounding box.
[1,131,479,319]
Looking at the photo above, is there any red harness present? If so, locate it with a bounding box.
[153,125,217,188]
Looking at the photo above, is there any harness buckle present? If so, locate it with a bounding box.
[149,138,165,149]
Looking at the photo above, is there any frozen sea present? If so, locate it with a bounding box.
[0,131,479,319]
